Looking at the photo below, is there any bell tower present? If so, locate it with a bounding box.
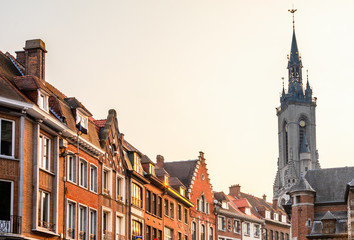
[273,9,320,205]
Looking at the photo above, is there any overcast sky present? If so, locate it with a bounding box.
[1,0,354,200]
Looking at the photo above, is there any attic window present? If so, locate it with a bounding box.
[133,153,142,174]
[180,188,185,196]
[76,111,88,134]
[38,91,49,112]
[149,164,155,176]
[245,207,251,215]
[164,175,169,186]
[274,213,279,221]
[281,215,287,223]
[265,211,271,219]
[322,220,335,234]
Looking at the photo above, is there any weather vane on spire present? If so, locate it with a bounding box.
[288,8,297,29]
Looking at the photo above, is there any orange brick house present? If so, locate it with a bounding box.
[162,152,216,240]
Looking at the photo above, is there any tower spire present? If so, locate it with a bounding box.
[288,8,297,29]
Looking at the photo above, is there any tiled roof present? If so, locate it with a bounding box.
[164,160,198,189]
[232,198,251,208]
[95,119,107,128]
[305,167,354,203]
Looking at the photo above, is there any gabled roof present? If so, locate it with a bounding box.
[320,211,337,220]
[164,160,198,189]
[305,167,354,203]
[233,198,251,208]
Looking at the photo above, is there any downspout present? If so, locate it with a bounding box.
[63,145,67,239]
[18,113,25,233]
[128,171,132,240]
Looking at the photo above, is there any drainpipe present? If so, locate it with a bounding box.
[18,113,25,233]
[128,172,132,240]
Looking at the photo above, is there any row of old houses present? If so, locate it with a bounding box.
[0,39,290,240]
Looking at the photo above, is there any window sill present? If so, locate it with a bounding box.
[89,189,98,195]
[39,168,55,176]
[0,155,18,161]
[78,184,88,190]
[32,227,59,236]
[67,179,77,185]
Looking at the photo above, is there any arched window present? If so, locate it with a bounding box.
[284,122,289,164]
[192,222,197,240]
[209,227,213,240]
[201,195,205,212]
[201,224,205,240]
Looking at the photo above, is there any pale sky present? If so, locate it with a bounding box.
[1,0,354,200]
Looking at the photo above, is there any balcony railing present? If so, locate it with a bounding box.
[38,220,55,231]
[79,230,86,240]
[90,233,96,240]
[103,230,112,240]
[116,233,125,240]
[67,228,75,239]
[132,197,142,208]
[0,215,22,234]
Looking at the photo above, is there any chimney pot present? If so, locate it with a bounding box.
[263,194,267,201]
[273,199,278,209]
[156,155,164,168]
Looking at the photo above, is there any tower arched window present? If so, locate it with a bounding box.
[209,227,213,240]
[284,122,289,164]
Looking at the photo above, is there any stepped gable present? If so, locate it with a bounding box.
[163,160,198,189]
[305,167,354,203]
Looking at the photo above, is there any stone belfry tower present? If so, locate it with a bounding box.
[273,9,320,205]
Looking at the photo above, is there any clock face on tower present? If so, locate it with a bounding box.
[299,120,306,127]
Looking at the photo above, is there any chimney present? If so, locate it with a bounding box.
[273,198,278,209]
[23,39,47,81]
[156,155,164,168]
[15,51,26,66]
[229,184,241,198]
[263,194,267,201]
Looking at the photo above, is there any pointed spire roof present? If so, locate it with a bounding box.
[300,134,310,153]
[289,175,315,194]
[289,30,301,65]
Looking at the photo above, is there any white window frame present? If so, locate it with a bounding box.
[67,199,77,239]
[89,208,97,240]
[79,158,88,188]
[281,215,287,223]
[67,153,77,183]
[218,216,225,231]
[78,204,88,240]
[102,166,112,196]
[244,222,250,236]
[234,220,241,234]
[116,173,125,202]
[39,134,51,171]
[115,212,125,240]
[89,164,97,193]
[164,227,173,240]
[102,207,112,239]
[208,227,214,240]
[245,207,251,215]
[38,190,50,229]
[38,90,49,112]
[0,119,15,158]
[76,110,89,132]
[254,224,260,238]
[274,213,279,221]
[265,210,271,219]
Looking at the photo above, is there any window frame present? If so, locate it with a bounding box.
[79,158,88,189]
[78,204,88,240]
[102,166,112,196]
[67,199,77,239]
[38,190,51,229]
[0,118,15,158]
[89,164,98,193]
[89,208,97,240]
[218,216,225,231]
[67,153,77,183]
[39,134,51,171]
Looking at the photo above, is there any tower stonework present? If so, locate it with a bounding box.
[273,24,320,205]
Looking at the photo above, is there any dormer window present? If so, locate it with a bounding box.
[164,175,169,186]
[221,201,228,209]
[133,153,142,174]
[265,210,271,219]
[76,111,88,134]
[245,207,251,215]
[274,213,279,221]
[149,164,155,176]
[38,91,49,112]
[180,188,185,196]
[322,220,335,234]
[281,215,287,223]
